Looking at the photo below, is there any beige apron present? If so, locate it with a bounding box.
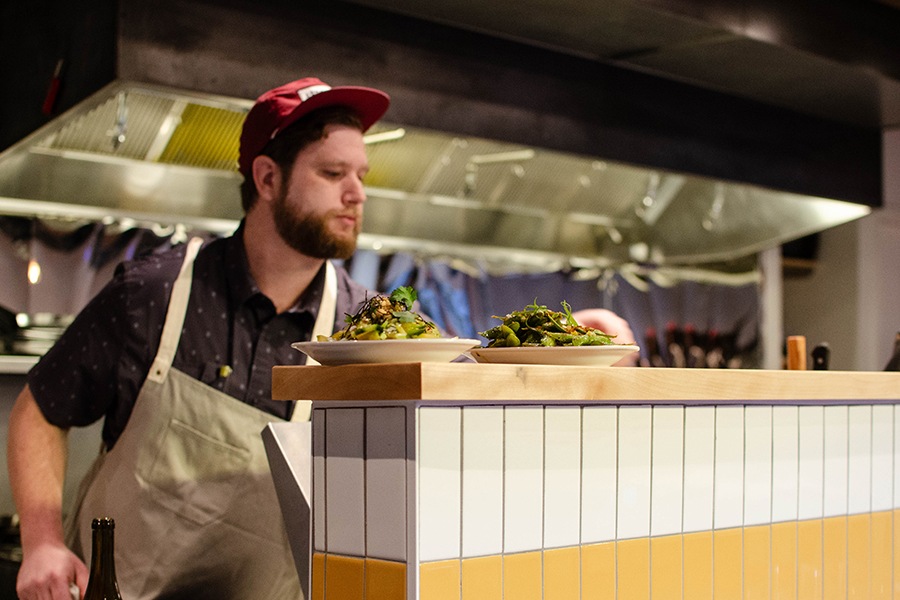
[66,237,335,599]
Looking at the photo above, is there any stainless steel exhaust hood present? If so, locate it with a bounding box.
[0,80,870,271]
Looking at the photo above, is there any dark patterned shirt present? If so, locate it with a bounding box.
[28,225,372,447]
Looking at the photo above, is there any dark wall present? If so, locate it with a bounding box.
[0,0,117,151]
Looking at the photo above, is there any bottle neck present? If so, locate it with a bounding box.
[91,526,116,577]
[85,522,120,599]
[887,332,900,371]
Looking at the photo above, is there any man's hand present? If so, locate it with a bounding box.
[15,541,88,600]
[571,308,638,366]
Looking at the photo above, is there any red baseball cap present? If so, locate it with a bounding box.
[238,77,390,176]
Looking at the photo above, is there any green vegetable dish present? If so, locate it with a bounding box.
[480,300,618,348]
[320,286,441,341]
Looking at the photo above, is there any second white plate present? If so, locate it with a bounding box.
[467,344,640,366]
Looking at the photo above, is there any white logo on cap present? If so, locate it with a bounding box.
[298,85,332,102]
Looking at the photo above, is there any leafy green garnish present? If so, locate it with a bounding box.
[390,286,417,310]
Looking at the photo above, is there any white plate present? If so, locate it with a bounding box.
[467,344,640,366]
[291,338,483,366]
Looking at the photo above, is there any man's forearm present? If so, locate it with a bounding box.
[7,385,69,551]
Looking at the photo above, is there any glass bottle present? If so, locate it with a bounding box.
[640,327,665,367]
[886,331,900,371]
[83,517,123,600]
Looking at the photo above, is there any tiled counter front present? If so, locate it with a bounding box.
[271,364,900,600]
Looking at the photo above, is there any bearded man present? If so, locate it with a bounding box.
[7,77,389,600]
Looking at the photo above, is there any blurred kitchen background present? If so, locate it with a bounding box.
[1,0,900,584]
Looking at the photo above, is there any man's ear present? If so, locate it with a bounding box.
[251,155,282,203]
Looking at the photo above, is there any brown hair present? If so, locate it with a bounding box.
[239,105,365,211]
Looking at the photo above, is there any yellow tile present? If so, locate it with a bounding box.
[870,511,892,599]
[313,553,326,600]
[461,555,501,600]
[822,516,847,600]
[771,521,798,600]
[713,528,742,599]
[582,542,616,600]
[420,559,460,600]
[650,535,682,600]
[544,547,580,600]
[847,514,870,599]
[891,510,900,598]
[617,538,650,600]
[325,554,365,600]
[503,551,542,600]
[683,532,713,600]
[893,509,900,598]
[366,558,407,600]
[797,519,823,600]
[744,525,771,600]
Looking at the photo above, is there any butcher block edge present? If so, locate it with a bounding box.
[272,363,900,404]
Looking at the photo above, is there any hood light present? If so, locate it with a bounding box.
[468,149,535,165]
[364,128,406,144]
[27,259,42,284]
[703,182,726,231]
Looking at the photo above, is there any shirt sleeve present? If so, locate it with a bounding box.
[28,264,139,430]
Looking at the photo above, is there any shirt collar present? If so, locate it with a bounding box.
[225,222,327,317]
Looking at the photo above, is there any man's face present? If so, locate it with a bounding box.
[272,124,369,259]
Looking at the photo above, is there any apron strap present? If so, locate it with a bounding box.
[146,237,204,384]
[290,261,337,422]
[304,261,337,366]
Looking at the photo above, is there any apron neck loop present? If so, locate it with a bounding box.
[146,237,204,384]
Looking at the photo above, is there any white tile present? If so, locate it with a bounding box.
[651,406,684,536]
[325,408,366,555]
[683,406,715,533]
[544,407,582,548]
[798,406,825,520]
[823,405,849,517]
[418,407,462,561]
[713,406,744,529]
[461,407,504,557]
[366,407,408,561]
[895,408,900,509]
[847,405,872,514]
[771,406,799,522]
[581,406,618,543]
[617,406,652,539]
[313,408,326,552]
[871,405,893,512]
[504,406,544,553]
[743,406,773,526]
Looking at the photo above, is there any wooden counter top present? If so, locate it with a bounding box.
[272,363,900,404]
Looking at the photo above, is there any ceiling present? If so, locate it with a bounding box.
[341,0,900,129]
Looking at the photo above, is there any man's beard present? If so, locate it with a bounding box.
[271,189,360,260]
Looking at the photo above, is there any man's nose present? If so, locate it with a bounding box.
[344,177,366,204]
